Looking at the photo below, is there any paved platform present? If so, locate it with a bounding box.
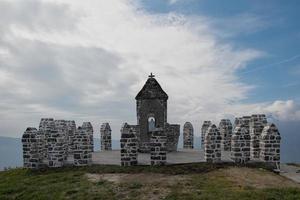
[88,149,233,166]
[280,164,300,183]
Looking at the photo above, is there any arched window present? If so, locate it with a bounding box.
[148,117,156,132]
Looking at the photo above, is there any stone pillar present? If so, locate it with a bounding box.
[100,123,112,151]
[66,120,76,155]
[22,127,40,169]
[73,126,92,166]
[218,119,233,151]
[150,128,167,165]
[183,122,194,149]
[54,120,68,160]
[260,123,281,167]
[82,122,94,152]
[250,114,267,159]
[47,129,66,168]
[39,118,55,161]
[231,124,251,163]
[201,121,211,149]
[204,124,221,163]
[120,123,138,166]
[165,123,180,152]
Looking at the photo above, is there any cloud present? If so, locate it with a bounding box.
[0,0,299,138]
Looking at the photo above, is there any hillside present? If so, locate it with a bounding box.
[1,163,300,200]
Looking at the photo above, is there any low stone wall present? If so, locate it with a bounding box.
[201,121,211,149]
[120,123,138,166]
[22,127,40,169]
[218,119,232,151]
[73,126,92,166]
[47,129,66,168]
[231,124,251,163]
[100,123,112,151]
[204,124,221,163]
[183,122,194,149]
[165,123,180,152]
[260,123,281,167]
[150,128,167,165]
[82,122,94,152]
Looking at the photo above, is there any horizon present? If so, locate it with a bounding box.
[0,0,299,145]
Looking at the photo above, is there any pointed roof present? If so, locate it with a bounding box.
[135,73,168,100]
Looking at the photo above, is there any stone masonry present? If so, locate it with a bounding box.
[165,123,180,152]
[47,129,66,168]
[22,127,40,169]
[120,123,138,166]
[231,124,251,163]
[66,120,76,155]
[250,114,268,159]
[82,122,94,152]
[260,123,281,167]
[73,126,92,166]
[183,122,194,149]
[218,119,233,151]
[201,121,211,149]
[150,128,167,165]
[204,124,221,163]
[100,123,112,151]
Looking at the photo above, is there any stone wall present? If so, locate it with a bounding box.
[250,114,267,159]
[82,122,94,152]
[165,123,180,152]
[218,119,233,151]
[100,123,112,151]
[204,124,221,163]
[39,118,55,160]
[66,120,76,155]
[150,128,167,165]
[260,123,281,167]
[183,122,194,149]
[22,127,40,169]
[73,126,92,166]
[231,124,251,163]
[120,123,138,166]
[47,129,66,168]
[201,121,211,149]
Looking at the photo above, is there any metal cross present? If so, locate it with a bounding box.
[149,72,155,78]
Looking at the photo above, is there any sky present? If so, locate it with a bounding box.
[0,0,300,142]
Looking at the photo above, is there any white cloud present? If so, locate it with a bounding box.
[0,0,298,138]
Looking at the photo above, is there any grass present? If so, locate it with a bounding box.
[0,163,299,200]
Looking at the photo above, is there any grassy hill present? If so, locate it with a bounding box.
[0,163,300,200]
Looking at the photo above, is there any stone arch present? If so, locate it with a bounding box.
[260,123,281,166]
[201,121,211,149]
[231,124,251,163]
[183,122,194,149]
[218,119,233,151]
[204,124,221,163]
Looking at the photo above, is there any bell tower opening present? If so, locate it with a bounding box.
[148,116,156,132]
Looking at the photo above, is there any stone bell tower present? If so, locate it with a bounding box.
[135,73,168,152]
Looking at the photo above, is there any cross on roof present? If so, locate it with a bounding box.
[149,72,155,78]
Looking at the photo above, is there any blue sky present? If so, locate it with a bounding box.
[140,0,300,103]
[0,0,299,143]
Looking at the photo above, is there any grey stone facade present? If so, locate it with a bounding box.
[218,119,233,151]
[231,124,251,163]
[165,123,180,152]
[73,126,92,166]
[134,74,179,152]
[47,128,66,168]
[82,122,94,152]
[22,118,94,168]
[183,122,194,149]
[201,121,211,149]
[260,123,281,166]
[204,124,221,163]
[100,123,112,151]
[22,127,41,169]
[150,128,167,165]
[120,123,138,166]
[250,114,267,159]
